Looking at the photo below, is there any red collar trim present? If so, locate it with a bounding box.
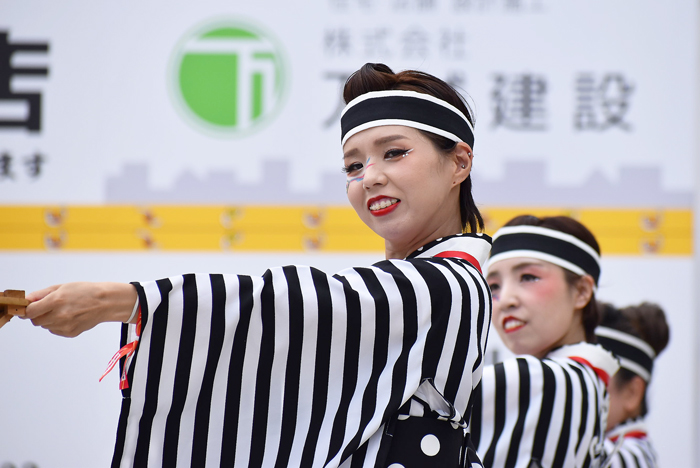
[434,251,482,273]
[610,431,647,442]
[569,356,611,386]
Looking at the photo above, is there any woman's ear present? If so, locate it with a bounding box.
[618,375,646,416]
[453,142,473,185]
[573,275,595,310]
[624,375,647,413]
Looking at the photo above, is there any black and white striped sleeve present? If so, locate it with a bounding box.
[469,353,610,468]
[604,438,658,468]
[111,255,490,468]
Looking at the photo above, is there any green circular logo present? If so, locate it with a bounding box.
[171,19,288,136]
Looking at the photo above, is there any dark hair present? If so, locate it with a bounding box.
[343,63,484,233]
[599,301,670,416]
[503,215,601,343]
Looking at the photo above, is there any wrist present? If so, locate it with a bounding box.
[125,298,139,323]
[98,282,139,323]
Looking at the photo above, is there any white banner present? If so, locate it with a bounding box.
[0,0,695,206]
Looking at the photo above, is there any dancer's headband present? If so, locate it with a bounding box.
[340,90,475,147]
[595,326,655,381]
[486,225,601,285]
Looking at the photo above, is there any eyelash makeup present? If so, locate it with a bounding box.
[342,148,414,193]
[341,164,360,175]
[341,148,413,174]
[388,148,413,159]
[344,157,369,193]
[342,157,371,175]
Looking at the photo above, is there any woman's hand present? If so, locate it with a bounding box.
[24,282,138,337]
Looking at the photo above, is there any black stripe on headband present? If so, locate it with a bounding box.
[340,94,474,148]
[595,328,654,381]
[490,231,601,284]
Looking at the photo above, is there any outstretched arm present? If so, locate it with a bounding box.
[112,258,489,467]
[25,282,138,337]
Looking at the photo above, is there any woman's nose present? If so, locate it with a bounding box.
[495,282,518,311]
[362,163,386,189]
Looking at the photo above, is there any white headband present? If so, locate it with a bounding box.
[340,90,475,147]
[486,225,602,285]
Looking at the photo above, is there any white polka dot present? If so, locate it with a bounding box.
[421,434,441,456]
[387,464,405,468]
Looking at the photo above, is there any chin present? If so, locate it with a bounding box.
[504,340,542,358]
[369,221,414,244]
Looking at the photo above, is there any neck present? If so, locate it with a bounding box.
[383,222,463,259]
[538,320,587,358]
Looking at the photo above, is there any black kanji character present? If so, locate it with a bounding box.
[324,29,352,56]
[25,152,45,178]
[575,73,633,131]
[0,31,49,132]
[0,152,14,179]
[322,71,351,128]
[363,28,392,57]
[492,73,547,130]
[401,28,429,58]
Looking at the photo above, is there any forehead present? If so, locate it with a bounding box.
[342,125,424,153]
[486,257,553,276]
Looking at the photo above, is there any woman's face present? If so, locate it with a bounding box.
[486,257,588,358]
[343,125,469,258]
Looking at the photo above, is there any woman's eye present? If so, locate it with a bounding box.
[488,283,500,300]
[521,274,539,282]
[342,162,364,175]
[385,148,411,160]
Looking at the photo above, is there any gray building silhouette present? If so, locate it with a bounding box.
[105,160,691,207]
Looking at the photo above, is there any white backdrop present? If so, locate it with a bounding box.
[1,1,696,205]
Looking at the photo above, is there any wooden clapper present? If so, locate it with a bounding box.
[0,290,29,328]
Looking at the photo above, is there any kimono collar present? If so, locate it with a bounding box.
[548,342,620,386]
[407,233,492,274]
[607,417,648,441]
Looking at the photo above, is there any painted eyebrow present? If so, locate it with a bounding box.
[486,272,500,281]
[342,134,410,160]
[374,134,409,145]
[512,261,544,272]
[486,261,544,280]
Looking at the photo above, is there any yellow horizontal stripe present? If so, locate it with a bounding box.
[0,205,692,255]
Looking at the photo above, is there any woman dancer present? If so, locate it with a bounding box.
[23,63,491,468]
[596,302,669,468]
[470,215,619,468]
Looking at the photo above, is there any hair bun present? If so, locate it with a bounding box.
[620,302,670,355]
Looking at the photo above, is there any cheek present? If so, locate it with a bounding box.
[490,301,503,325]
[346,179,364,205]
[492,319,508,341]
[526,280,573,317]
[345,175,364,195]
[529,278,560,300]
[607,384,623,415]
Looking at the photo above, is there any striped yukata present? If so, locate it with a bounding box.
[469,343,619,468]
[110,233,492,468]
[603,418,658,468]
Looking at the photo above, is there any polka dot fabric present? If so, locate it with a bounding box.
[383,417,466,467]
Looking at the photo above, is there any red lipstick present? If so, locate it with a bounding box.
[367,196,400,217]
[502,316,526,334]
